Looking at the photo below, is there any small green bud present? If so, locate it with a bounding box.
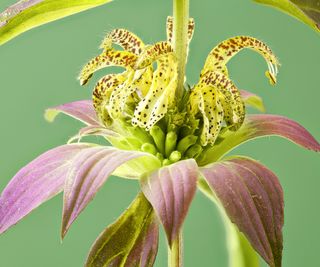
[150,126,165,154]
[179,125,193,138]
[141,143,157,155]
[156,152,164,161]
[165,131,178,157]
[185,144,203,159]
[128,126,154,144]
[162,159,171,166]
[177,135,198,155]
[169,150,181,162]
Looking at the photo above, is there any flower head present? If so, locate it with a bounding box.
[0,17,319,267]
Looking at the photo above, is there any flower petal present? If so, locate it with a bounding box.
[100,28,145,55]
[45,100,100,126]
[0,143,92,234]
[198,114,320,165]
[79,49,137,85]
[108,68,153,119]
[202,36,279,85]
[85,192,158,267]
[92,73,126,124]
[200,157,284,267]
[135,41,173,70]
[240,90,266,113]
[133,53,178,130]
[189,86,224,145]
[140,159,198,245]
[62,146,150,237]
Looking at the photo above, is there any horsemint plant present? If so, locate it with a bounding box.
[0,0,320,267]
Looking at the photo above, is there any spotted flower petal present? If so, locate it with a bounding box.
[140,159,198,245]
[107,68,153,119]
[132,42,178,130]
[79,49,138,86]
[62,146,153,237]
[0,143,93,234]
[135,41,174,70]
[200,157,284,267]
[189,86,225,145]
[189,71,245,145]
[100,28,145,54]
[201,36,279,85]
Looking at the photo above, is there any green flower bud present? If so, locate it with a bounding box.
[141,143,158,155]
[165,131,178,157]
[169,151,182,162]
[150,126,165,154]
[177,135,198,155]
[185,144,203,159]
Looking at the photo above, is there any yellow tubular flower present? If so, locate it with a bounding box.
[79,28,155,126]
[79,49,138,86]
[189,86,224,146]
[132,45,178,129]
[92,73,127,125]
[188,35,279,146]
[100,28,145,55]
[201,36,280,85]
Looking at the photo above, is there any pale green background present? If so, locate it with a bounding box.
[0,0,319,266]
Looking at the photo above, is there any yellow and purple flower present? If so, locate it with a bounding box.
[0,17,319,267]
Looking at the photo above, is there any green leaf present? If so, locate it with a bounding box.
[254,0,320,32]
[198,178,260,267]
[85,192,159,267]
[0,0,113,46]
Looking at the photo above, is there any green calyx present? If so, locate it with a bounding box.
[107,113,206,166]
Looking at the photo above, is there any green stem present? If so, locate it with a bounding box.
[168,231,183,267]
[172,0,189,101]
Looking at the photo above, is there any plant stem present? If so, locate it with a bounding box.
[172,0,189,101]
[168,231,183,267]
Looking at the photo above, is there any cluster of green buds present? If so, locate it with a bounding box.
[79,17,279,166]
